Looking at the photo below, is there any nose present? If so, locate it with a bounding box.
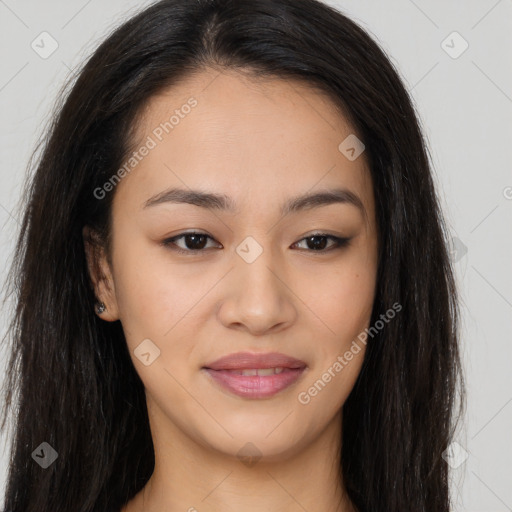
[216,246,297,336]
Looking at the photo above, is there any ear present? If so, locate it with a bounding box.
[82,225,120,321]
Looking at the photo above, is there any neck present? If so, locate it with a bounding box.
[121,401,355,512]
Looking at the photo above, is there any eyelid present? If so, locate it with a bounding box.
[292,233,350,252]
[161,231,351,255]
[161,231,221,254]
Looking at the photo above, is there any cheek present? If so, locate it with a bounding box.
[294,251,375,397]
[299,257,376,340]
[295,266,371,413]
[111,242,189,346]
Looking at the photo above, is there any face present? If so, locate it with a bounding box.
[85,68,378,462]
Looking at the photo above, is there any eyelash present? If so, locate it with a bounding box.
[161,232,351,255]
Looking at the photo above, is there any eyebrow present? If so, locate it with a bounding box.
[143,186,366,218]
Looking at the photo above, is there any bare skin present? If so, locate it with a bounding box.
[84,67,377,512]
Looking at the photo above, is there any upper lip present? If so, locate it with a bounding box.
[203,352,307,371]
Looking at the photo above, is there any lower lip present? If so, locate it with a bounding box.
[203,367,306,399]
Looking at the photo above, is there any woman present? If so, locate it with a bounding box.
[0,0,465,510]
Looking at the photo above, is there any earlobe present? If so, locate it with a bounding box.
[82,225,120,321]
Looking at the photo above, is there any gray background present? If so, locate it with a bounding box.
[0,0,511,510]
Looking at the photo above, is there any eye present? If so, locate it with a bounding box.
[292,233,351,252]
[162,232,221,254]
[161,231,351,255]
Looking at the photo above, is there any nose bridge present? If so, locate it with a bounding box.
[217,234,296,333]
[234,234,282,301]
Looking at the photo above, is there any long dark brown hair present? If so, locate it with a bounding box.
[0,0,465,510]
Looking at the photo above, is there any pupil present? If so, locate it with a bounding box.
[186,234,207,250]
[308,235,327,250]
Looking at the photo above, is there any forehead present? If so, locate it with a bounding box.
[114,68,373,219]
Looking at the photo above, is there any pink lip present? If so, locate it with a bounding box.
[202,351,307,399]
[203,351,307,371]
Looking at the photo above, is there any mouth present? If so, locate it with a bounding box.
[202,352,307,399]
